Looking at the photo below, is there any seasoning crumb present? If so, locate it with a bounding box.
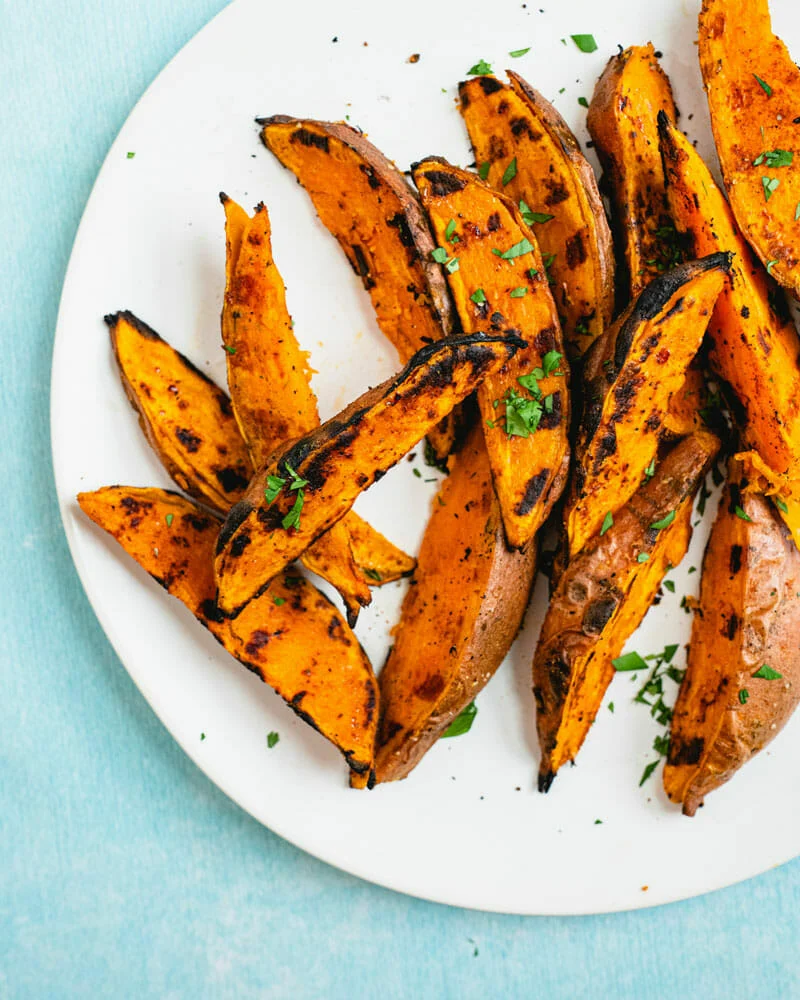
[407,53,420,64]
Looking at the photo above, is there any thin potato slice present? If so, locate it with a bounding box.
[375,423,537,783]
[567,254,729,558]
[413,156,571,549]
[698,0,800,297]
[666,461,800,815]
[535,431,719,789]
[77,487,378,780]
[215,333,523,616]
[459,72,614,357]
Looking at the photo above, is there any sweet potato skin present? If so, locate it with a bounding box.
[666,466,800,815]
[535,431,720,788]
[107,311,252,513]
[413,156,571,548]
[659,113,800,546]
[259,115,457,460]
[588,44,680,302]
[459,72,614,358]
[698,0,800,297]
[375,423,537,783]
[567,254,729,558]
[214,333,524,615]
[77,487,378,777]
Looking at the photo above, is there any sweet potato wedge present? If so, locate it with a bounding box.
[413,156,571,548]
[665,461,800,815]
[258,115,457,460]
[659,113,800,546]
[698,0,800,297]
[375,423,537,783]
[459,72,614,358]
[107,309,414,606]
[215,333,523,616]
[107,311,252,513]
[587,44,681,300]
[566,254,730,559]
[77,487,379,779]
[535,430,720,789]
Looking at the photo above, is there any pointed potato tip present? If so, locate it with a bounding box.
[538,769,556,793]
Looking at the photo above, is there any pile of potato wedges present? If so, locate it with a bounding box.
[80,0,800,815]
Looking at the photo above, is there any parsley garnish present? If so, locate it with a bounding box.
[509,47,531,58]
[578,96,589,108]
[753,74,773,97]
[651,511,676,530]
[200,733,206,741]
[470,288,487,305]
[762,176,780,201]
[223,344,236,354]
[734,506,752,522]
[753,664,783,680]
[663,580,675,593]
[571,34,598,53]
[445,218,459,243]
[445,256,460,273]
[637,553,650,563]
[510,286,527,298]
[502,157,518,186]
[774,496,789,513]
[467,59,493,76]
[633,643,684,786]
[267,731,280,748]
[281,491,305,531]
[504,388,543,437]
[542,252,556,284]
[754,149,793,168]
[517,350,563,398]
[266,465,309,530]
[738,689,750,705]
[431,247,448,263]
[644,458,656,479]
[412,467,422,478]
[478,162,491,181]
[494,237,534,260]
[795,202,800,222]
[613,651,647,672]
[126,151,135,159]
[600,510,613,535]
[273,596,286,606]
[165,513,174,527]
[519,199,554,225]
[608,702,615,713]
[766,259,778,275]
[363,568,382,582]
[265,474,286,504]
[442,701,478,737]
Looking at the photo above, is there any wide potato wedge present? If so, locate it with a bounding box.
[535,430,720,789]
[77,487,379,780]
[413,156,571,548]
[659,113,800,545]
[567,254,730,558]
[698,0,800,297]
[258,115,457,460]
[459,72,614,357]
[215,333,524,615]
[375,422,537,783]
[666,462,800,815]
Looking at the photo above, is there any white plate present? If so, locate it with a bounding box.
[52,0,800,914]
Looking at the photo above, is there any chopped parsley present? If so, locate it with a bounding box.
[774,496,789,513]
[445,256,460,273]
[478,162,491,181]
[613,651,648,672]
[644,458,656,479]
[510,286,528,298]
[265,474,287,504]
[267,731,280,748]
[571,33,598,53]
[127,151,135,159]
[762,176,780,201]
[650,511,676,530]
[738,689,750,705]
[412,466,422,478]
[796,202,800,222]
[734,505,752,522]
[753,664,783,680]
[600,510,614,535]
[282,491,305,531]
[637,553,650,563]
[467,59,493,76]
[442,701,478,737]
[200,733,206,741]
[509,47,531,58]
[273,596,286,606]
[503,388,543,437]
[165,513,174,527]
[639,760,659,786]
[445,218,459,243]
[578,96,589,108]
[519,199,554,225]
[502,157,518,186]
[663,580,675,593]
[633,643,685,786]
[608,702,615,713]
[753,73,773,97]
[470,288,487,305]
[542,252,557,284]
[431,247,448,263]
[754,149,793,168]
[493,237,534,260]
[767,259,778,275]
[223,344,236,354]
[266,464,309,531]
[363,568,382,582]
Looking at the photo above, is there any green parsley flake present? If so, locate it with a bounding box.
[445,218,459,243]
[775,496,789,513]
[470,288,487,305]
[571,34,598,53]
[431,247,448,263]
[413,467,422,478]
[651,511,676,530]
[442,701,478,737]
[753,664,783,680]
[165,513,174,527]
[265,474,286,504]
[478,162,491,181]
[127,151,135,159]
[637,553,650,563]
[468,59,493,76]
[504,388,543,437]
[445,256,460,273]
[509,47,531,58]
[600,510,613,535]
[510,286,527,298]
[644,458,656,479]
[754,149,793,168]
[795,202,800,222]
[495,237,534,260]
[273,596,286,606]
[223,344,236,355]
[267,731,280,748]
[753,74,773,97]
[762,176,780,201]
[735,506,752,522]
[612,650,647,672]
[502,157,518,186]
[738,689,750,705]
[363,568,382,582]
[578,96,589,108]
[640,760,659,786]
[766,259,778,275]
[608,702,615,713]
[200,733,206,741]
[663,580,675,593]
[519,199,554,225]
[282,490,305,531]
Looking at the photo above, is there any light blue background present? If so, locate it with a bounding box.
[1,2,799,996]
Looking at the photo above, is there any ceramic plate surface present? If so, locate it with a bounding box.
[52,0,800,914]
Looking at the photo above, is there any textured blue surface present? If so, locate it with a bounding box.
[1,1,799,996]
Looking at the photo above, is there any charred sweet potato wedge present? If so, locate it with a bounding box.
[258,115,457,460]
[535,430,720,789]
[459,72,614,357]
[659,113,800,546]
[698,0,800,297]
[107,311,252,512]
[77,487,379,780]
[413,156,571,548]
[215,333,523,615]
[666,461,800,815]
[566,254,730,559]
[587,44,681,301]
[375,423,537,783]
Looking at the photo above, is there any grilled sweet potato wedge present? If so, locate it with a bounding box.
[375,423,537,783]
[77,487,378,779]
[659,113,800,546]
[258,115,457,460]
[459,72,614,358]
[665,462,800,815]
[215,333,523,615]
[535,430,720,790]
[698,0,800,297]
[413,156,571,548]
[108,309,413,604]
[587,44,680,301]
[566,254,730,559]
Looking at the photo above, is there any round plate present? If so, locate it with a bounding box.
[52,0,800,914]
